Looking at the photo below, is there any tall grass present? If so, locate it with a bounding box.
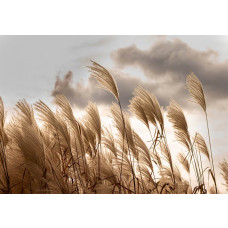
[0,62,227,194]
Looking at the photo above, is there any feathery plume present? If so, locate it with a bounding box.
[129,96,149,129]
[186,73,206,112]
[167,100,191,151]
[133,86,164,132]
[195,133,210,161]
[178,152,190,174]
[102,127,118,157]
[135,132,153,172]
[85,102,102,143]
[88,61,119,101]
[160,142,175,183]
[110,103,125,138]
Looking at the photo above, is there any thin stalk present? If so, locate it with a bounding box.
[205,111,218,193]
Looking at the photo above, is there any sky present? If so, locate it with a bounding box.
[0,35,228,191]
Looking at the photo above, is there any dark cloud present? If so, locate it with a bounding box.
[111,39,228,104]
[51,69,177,109]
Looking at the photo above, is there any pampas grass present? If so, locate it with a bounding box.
[167,101,191,151]
[195,133,210,161]
[186,73,207,112]
[187,73,217,193]
[88,61,119,101]
[0,63,226,194]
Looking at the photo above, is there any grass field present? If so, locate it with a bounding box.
[0,61,227,194]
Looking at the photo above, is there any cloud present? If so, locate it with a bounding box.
[111,38,228,104]
[51,38,228,111]
[51,69,177,109]
[51,71,136,108]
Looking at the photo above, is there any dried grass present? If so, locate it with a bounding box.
[0,63,225,194]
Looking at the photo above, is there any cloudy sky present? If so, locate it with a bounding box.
[0,35,228,191]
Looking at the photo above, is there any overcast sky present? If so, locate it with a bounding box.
[0,35,228,191]
[1,35,228,107]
